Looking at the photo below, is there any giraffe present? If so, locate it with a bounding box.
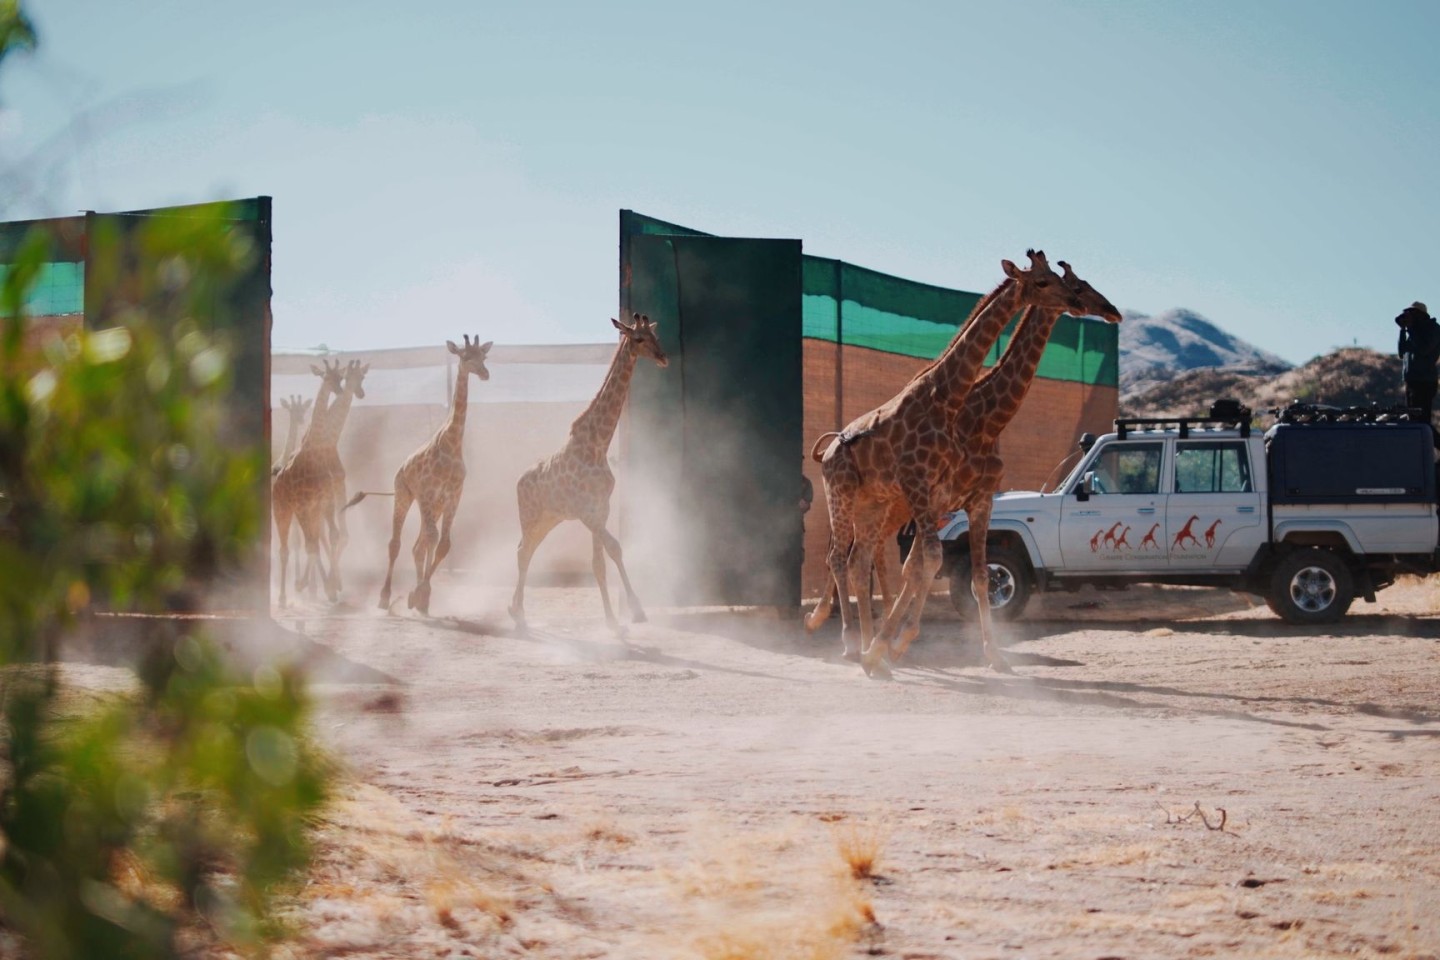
[509,314,667,633]
[316,358,370,596]
[273,394,313,476]
[1102,521,1124,549]
[272,360,344,600]
[865,259,1121,676]
[808,251,1086,665]
[1140,523,1161,550]
[1204,518,1222,548]
[361,335,492,615]
[271,358,369,606]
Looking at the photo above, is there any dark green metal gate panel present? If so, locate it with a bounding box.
[623,232,803,608]
[83,198,273,611]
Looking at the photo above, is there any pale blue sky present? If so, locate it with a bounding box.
[1,0,1436,365]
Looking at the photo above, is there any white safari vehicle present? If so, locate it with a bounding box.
[937,401,1440,624]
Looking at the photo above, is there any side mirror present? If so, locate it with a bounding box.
[1076,471,1098,501]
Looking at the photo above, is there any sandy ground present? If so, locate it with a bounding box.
[59,574,1440,959]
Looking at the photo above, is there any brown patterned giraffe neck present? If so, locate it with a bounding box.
[304,361,367,453]
[569,335,640,458]
[966,304,1060,441]
[300,374,341,447]
[437,363,473,458]
[914,277,1024,414]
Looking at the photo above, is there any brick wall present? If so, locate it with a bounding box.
[800,339,1116,598]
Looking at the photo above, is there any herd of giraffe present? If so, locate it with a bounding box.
[270,252,1119,679]
[271,315,667,634]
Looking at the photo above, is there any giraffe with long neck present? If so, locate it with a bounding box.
[509,314,668,632]
[272,360,343,604]
[271,358,368,606]
[804,274,1021,632]
[316,359,369,596]
[366,335,492,615]
[868,259,1122,674]
[813,251,1085,669]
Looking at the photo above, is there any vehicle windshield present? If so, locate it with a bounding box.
[1043,446,1094,494]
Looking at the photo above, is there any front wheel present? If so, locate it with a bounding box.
[949,545,1032,621]
[1267,548,1354,624]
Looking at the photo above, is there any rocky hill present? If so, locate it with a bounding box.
[1120,308,1292,399]
[1121,347,1403,419]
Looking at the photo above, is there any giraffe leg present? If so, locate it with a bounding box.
[850,535,887,677]
[870,517,944,671]
[274,502,294,608]
[876,539,895,620]
[823,534,855,657]
[408,508,438,615]
[416,503,459,615]
[379,481,415,610]
[803,576,837,633]
[595,526,646,625]
[509,513,561,630]
[957,498,1011,673]
[588,527,620,632]
[327,488,349,596]
[819,472,863,660]
[298,509,332,602]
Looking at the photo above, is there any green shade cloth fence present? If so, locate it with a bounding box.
[622,210,1117,386]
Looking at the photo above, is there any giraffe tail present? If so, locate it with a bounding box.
[344,491,394,510]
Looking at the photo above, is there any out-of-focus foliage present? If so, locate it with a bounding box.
[0,8,326,956]
[0,0,34,80]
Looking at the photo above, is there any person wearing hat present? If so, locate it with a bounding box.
[1397,301,1440,421]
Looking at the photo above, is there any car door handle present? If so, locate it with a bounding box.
[1138,507,1156,515]
[1237,506,1256,513]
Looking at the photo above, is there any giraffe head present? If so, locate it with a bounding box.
[341,359,370,400]
[280,394,313,419]
[612,313,668,368]
[1001,249,1088,317]
[310,358,346,399]
[1056,260,1122,325]
[447,334,493,381]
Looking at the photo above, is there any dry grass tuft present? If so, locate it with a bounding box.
[666,822,882,960]
[831,820,888,881]
[584,819,636,846]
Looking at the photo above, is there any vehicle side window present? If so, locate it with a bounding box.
[1089,442,1163,495]
[1175,442,1252,493]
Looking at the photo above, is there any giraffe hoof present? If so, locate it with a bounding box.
[631,611,647,625]
[989,658,1015,675]
[840,649,861,663]
[864,658,893,681]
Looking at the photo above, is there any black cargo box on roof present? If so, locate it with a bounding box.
[1265,421,1437,505]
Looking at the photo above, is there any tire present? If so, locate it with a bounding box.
[949,545,1031,621]
[1267,548,1354,624]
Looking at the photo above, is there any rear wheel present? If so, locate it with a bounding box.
[949,545,1031,621]
[1268,548,1354,624]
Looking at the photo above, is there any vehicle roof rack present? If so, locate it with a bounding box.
[1270,401,1428,425]
[1114,414,1250,440]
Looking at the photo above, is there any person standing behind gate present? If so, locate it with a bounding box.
[1397,301,1440,421]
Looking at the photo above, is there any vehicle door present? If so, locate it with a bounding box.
[1165,439,1264,571]
[1059,440,1169,571]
